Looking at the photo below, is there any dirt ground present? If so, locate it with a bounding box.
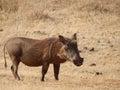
[0,0,120,90]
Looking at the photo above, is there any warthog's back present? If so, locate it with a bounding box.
[5,37,38,58]
[6,37,37,50]
[6,37,37,46]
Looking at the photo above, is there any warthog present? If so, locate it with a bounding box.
[4,33,84,81]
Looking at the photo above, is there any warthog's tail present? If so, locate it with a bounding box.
[3,43,7,68]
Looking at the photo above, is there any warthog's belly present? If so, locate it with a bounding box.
[20,58,43,66]
[20,52,43,66]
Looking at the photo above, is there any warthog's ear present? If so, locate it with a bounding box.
[58,35,67,44]
[72,33,77,40]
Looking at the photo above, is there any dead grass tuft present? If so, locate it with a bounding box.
[28,10,54,22]
[0,0,19,13]
[74,0,120,16]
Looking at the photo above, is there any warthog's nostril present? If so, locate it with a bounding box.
[79,58,84,64]
[81,58,84,62]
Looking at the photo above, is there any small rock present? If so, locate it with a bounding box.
[33,31,47,35]
[89,47,95,51]
[90,63,96,66]
[83,47,88,50]
[82,36,85,39]
[110,45,113,47]
[0,29,3,32]
[107,40,111,44]
[96,72,102,75]
[97,40,101,43]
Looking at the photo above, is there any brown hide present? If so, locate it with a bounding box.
[20,38,66,66]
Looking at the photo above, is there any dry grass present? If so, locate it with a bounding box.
[0,0,19,12]
[0,0,120,90]
[0,0,120,25]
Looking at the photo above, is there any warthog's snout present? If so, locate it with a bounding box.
[73,57,84,66]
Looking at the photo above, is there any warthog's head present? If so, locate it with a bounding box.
[58,33,84,66]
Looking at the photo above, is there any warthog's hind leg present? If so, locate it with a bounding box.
[10,55,20,80]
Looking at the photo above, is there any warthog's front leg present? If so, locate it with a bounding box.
[53,64,60,80]
[41,63,49,81]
